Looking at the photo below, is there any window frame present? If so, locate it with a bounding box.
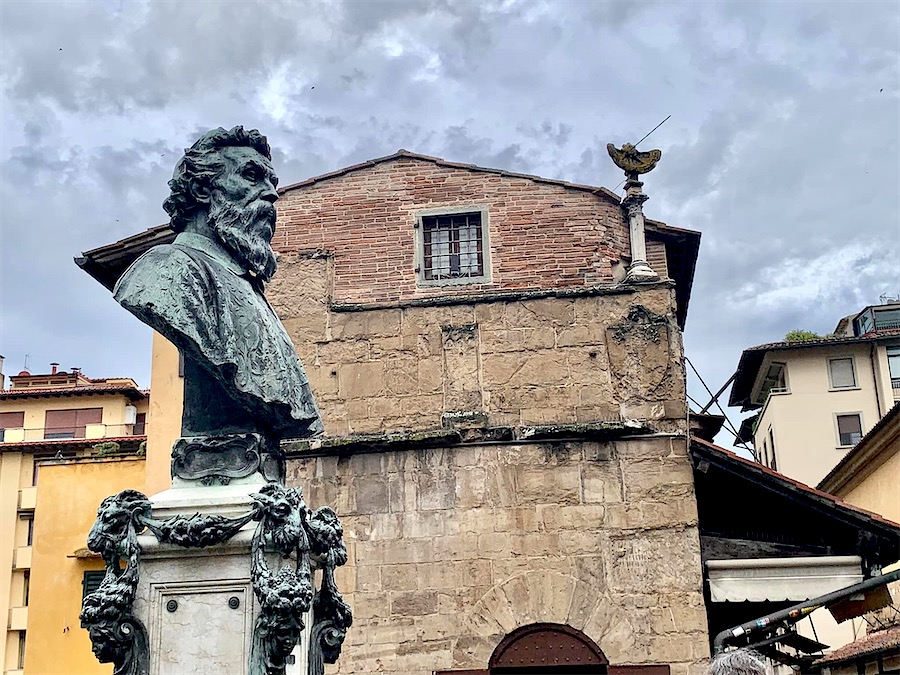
[827,357,858,390]
[887,346,900,387]
[768,426,778,471]
[834,412,864,448]
[414,205,491,287]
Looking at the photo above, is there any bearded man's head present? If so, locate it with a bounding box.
[163,126,279,282]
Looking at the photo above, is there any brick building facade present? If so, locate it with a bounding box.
[268,152,706,674]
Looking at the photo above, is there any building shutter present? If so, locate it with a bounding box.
[45,408,102,439]
[646,239,668,279]
[82,570,106,598]
[0,411,25,429]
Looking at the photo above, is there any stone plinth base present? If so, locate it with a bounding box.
[133,484,308,675]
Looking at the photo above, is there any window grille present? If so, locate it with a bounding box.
[421,212,484,281]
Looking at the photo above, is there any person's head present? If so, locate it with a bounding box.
[163,126,280,281]
[708,650,766,675]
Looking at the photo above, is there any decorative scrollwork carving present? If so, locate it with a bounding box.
[171,433,262,483]
[610,305,670,344]
[80,490,151,675]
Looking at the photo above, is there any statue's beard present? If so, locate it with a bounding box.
[208,197,278,282]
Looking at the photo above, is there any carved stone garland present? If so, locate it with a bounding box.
[80,486,352,675]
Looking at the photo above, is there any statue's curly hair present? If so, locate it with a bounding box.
[163,126,272,232]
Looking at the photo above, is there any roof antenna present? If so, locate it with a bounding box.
[635,114,671,148]
[23,353,30,371]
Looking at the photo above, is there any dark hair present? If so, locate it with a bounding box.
[163,126,272,232]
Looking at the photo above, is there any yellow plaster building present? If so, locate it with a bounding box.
[0,365,149,675]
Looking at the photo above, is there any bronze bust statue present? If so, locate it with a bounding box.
[114,126,323,484]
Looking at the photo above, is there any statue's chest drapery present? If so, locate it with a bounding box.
[115,241,320,435]
[206,267,306,396]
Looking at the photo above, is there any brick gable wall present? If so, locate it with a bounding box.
[272,157,630,305]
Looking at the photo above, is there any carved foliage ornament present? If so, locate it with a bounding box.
[81,487,351,675]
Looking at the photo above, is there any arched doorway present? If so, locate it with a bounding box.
[436,623,670,675]
[488,623,608,674]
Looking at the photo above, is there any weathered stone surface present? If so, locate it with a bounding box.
[271,255,683,435]
[285,436,706,675]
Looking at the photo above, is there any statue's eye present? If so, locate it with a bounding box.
[243,167,261,181]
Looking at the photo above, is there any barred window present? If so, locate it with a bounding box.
[418,210,487,283]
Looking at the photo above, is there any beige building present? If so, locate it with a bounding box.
[730,302,900,487]
[0,365,148,675]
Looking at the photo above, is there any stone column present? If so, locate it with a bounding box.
[622,178,659,283]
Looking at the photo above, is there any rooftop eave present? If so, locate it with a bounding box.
[728,335,889,408]
[691,436,900,551]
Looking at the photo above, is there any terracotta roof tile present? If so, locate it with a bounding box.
[0,384,147,400]
[814,625,900,665]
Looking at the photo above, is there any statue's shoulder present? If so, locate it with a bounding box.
[114,243,214,307]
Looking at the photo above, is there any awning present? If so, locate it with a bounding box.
[707,556,863,602]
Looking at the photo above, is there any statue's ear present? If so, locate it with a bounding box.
[190,180,211,204]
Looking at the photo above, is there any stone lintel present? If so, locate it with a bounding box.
[329,280,675,313]
[282,420,653,458]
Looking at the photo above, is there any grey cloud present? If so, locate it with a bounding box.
[1,0,897,446]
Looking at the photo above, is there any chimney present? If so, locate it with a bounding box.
[50,362,59,375]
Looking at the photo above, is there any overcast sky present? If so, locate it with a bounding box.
[1,0,898,448]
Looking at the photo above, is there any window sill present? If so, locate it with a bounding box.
[828,387,860,392]
[417,276,491,288]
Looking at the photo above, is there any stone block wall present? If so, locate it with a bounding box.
[286,435,709,675]
[271,157,630,305]
[268,256,685,437]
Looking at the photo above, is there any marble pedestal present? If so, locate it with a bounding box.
[133,483,309,675]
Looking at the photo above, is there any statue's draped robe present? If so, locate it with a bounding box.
[114,232,323,443]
